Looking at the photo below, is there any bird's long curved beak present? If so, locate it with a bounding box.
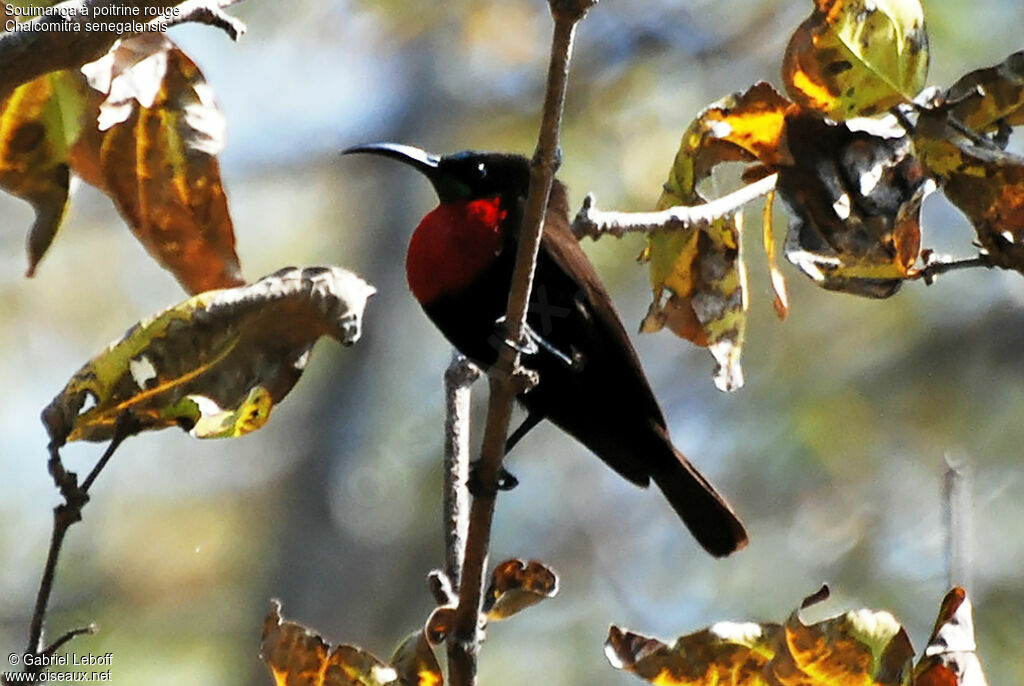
[342,142,441,177]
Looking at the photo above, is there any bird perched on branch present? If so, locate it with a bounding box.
[344,143,747,557]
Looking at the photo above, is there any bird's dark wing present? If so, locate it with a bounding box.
[536,181,667,431]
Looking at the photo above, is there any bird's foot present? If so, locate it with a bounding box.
[492,317,583,371]
[468,460,519,497]
[492,316,539,356]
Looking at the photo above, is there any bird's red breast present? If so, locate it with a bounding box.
[406,196,508,304]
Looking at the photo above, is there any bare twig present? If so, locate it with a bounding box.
[446,2,596,685]
[0,0,248,100]
[162,0,246,38]
[571,173,778,240]
[442,352,480,593]
[23,415,136,682]
[913,254,993,284]
[943,454,972,591]
[40,626,96,657]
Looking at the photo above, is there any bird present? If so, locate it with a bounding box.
[343,143,748,557]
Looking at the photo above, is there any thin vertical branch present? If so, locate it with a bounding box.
[442,352,480,592]
[446,2,596,685]
[943,453,972,590]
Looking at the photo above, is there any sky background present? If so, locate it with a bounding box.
[2,1,1024,684]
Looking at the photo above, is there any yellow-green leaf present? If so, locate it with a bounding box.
[165,385,274,439]
[483,559,559,621]
[74,35,242,294]
[261,601,399,686]
[774,605,913,684]
[644,82,790,391]
[606,587,914,686]
[0,70,88,276]
[943,50,1024,135]
[606,623,780,685]
[762,190,789,319]
[913,52,1024,273]
[783,0,929,119]
[41,266,375,445]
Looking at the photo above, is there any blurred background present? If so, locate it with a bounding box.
[2,1,1023,683]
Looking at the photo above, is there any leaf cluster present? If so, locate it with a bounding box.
[637,0,1024,390]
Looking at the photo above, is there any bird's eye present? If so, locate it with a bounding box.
[476,162,487,178]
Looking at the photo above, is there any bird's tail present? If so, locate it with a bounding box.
[649,436,748,557]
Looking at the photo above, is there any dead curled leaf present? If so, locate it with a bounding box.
[424,606,456,645]
[778,111,929,297]
[0,70,84,276]
[483,558,559,621]
[390,631,443,686]
[0,34,242,293]
[261,601,400,686]
[913,50,1024,274]
[42,266,375,445]
[942,50,1024,135]
[643,81,791,392]
[73,34,242,294]
[606,585,917,685]
[913,588,989,686]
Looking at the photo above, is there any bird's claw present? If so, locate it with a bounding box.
[492,317,584,371]
[468,460,519,497]
[493,316,538,356]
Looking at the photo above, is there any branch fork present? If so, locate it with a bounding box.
[20,415,137,683]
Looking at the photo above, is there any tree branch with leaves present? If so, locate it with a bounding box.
[2,0,1017,684]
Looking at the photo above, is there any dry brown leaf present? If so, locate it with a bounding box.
[72,35,242,293]
[914,51,1024,273]
[944,50,1024,135]
[913,588,989,686]
[261,601,399,686]
[778,111,928,297]
[389,631,442,686]
[0,70,87,275]
[606,586,915,686]
[483,558,559,621]
[645,82,792,391]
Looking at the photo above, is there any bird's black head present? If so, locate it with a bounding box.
[343,143,530,203]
